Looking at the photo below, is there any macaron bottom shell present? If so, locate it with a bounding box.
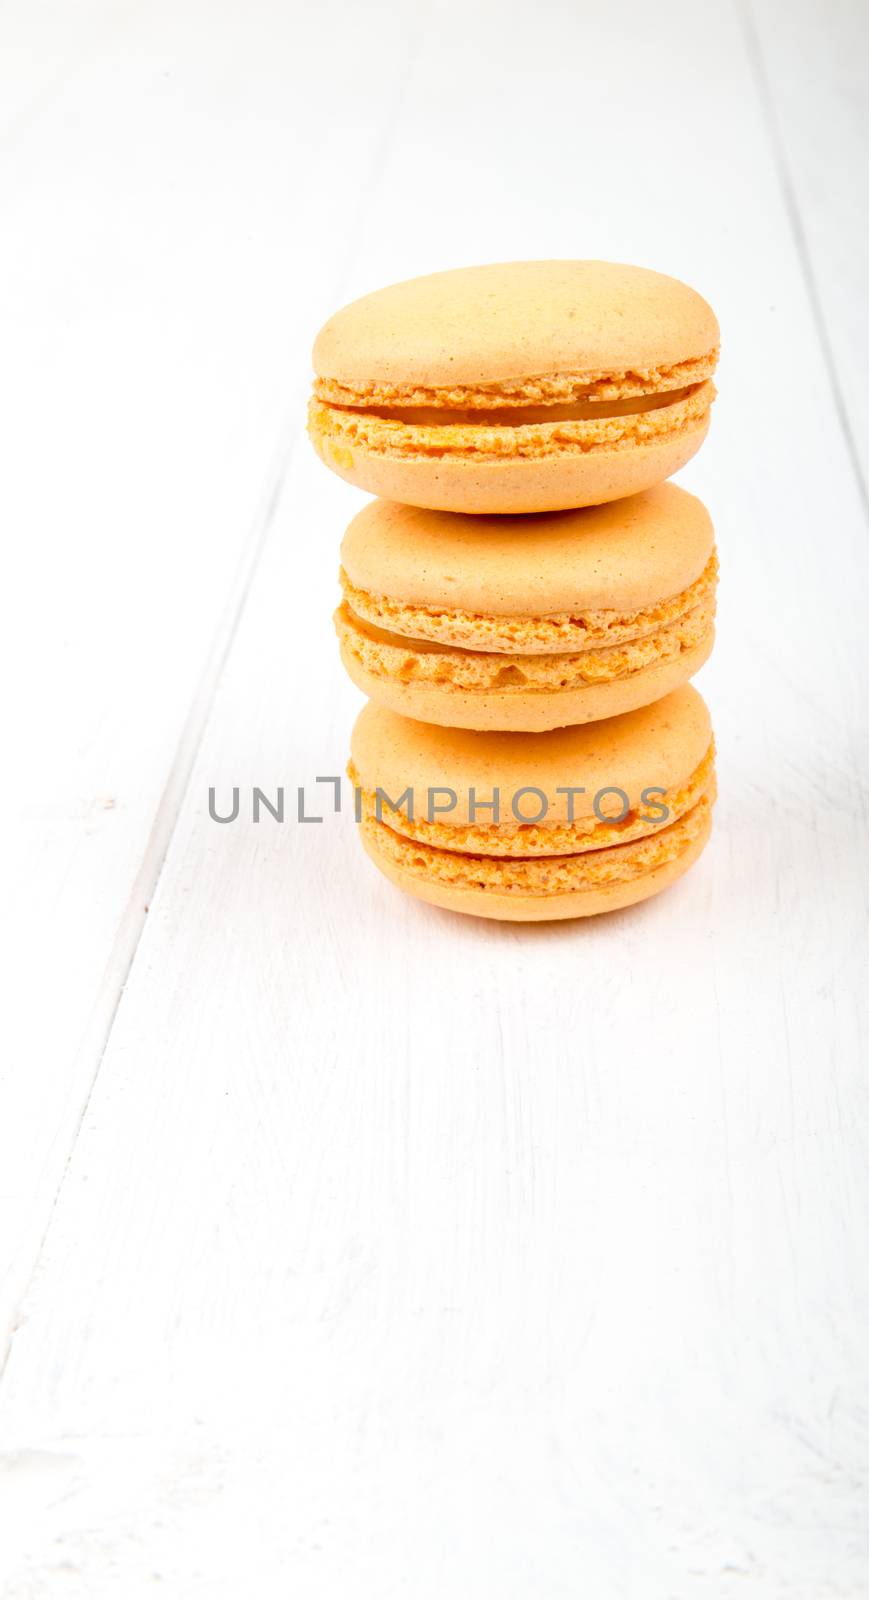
[359,804,712,923]
[312,413,710,515]
[339,626,714,732]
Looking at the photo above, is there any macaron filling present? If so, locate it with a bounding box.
[313,350,718,411]
[349,739,715,859]
[337,593,714,695]
[339,387,698,427]
[309,380,714,463]
[339,551,718,655]
[359,786,715,898]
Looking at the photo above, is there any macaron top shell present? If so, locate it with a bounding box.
[340,485,714,617]
[313,260,719,394]
[350,687,712,829]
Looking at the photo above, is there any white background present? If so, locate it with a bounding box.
[1,0,868,1594]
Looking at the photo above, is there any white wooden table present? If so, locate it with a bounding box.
[2,1,868,1593]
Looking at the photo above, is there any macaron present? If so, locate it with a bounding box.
[309,260,718,514]
[336,485,717,732]
[349,686,716,922]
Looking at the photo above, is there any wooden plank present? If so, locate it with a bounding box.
[2,0,868,1593]
[0,0,417,1347]
[745,0,869,506]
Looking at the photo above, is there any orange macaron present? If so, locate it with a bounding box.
[310,260,718,514]
[336,485,717,731]
[349,686,716,921]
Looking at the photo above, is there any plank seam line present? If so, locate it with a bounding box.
[736,0,869,527]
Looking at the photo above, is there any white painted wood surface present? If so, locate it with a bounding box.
[1,0,867,1593]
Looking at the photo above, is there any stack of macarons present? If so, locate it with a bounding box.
[309,260,719,921]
